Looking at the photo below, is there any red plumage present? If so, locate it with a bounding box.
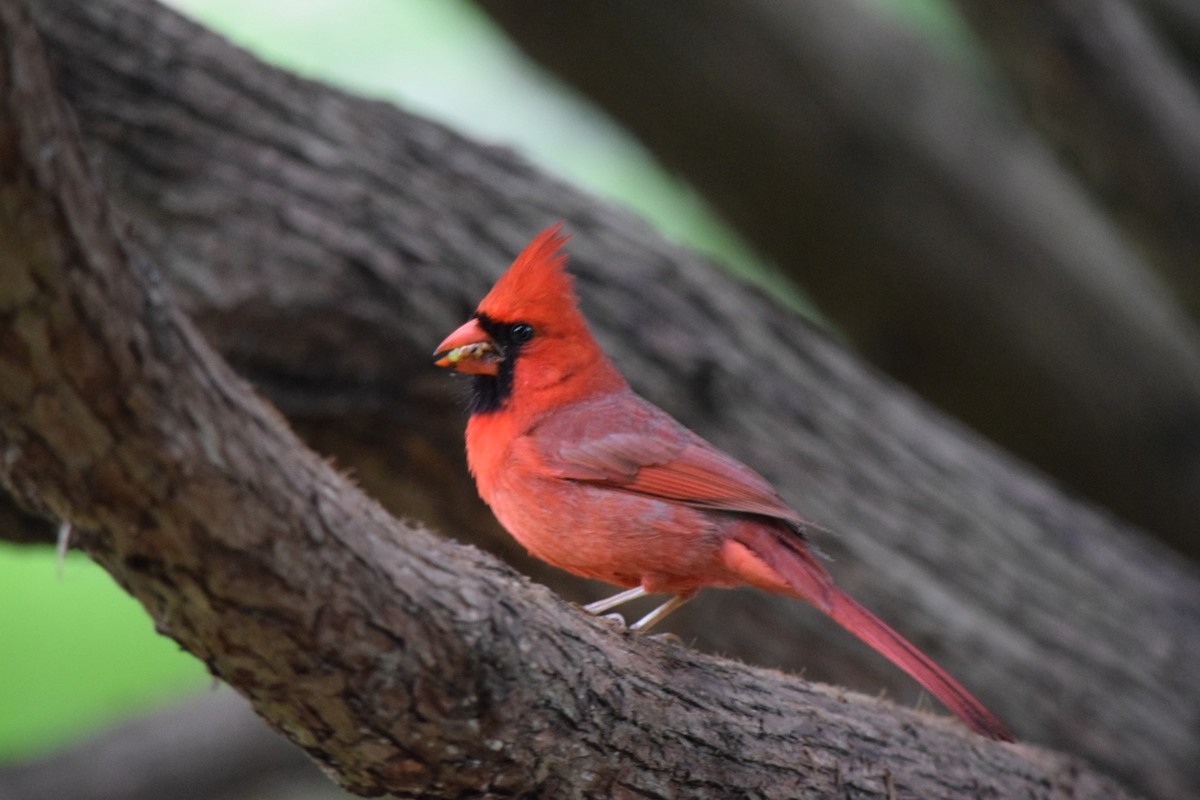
[435,225,1012,741]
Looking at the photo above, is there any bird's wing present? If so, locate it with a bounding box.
[534,399,807,527]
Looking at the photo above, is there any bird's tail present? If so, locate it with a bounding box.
[822,584,1012,740]
[723,527,1013,741]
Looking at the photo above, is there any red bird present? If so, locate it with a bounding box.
[435,225,1012,741]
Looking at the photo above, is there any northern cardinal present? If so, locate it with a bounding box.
[434,225,1012,741]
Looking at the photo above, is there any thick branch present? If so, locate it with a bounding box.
[0,1,1129,797]
[476,0,1200,553]
[6,0,1198,796]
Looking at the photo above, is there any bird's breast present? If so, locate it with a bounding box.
[481,459,738,593]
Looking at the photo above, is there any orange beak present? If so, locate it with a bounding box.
[433,317,501,376]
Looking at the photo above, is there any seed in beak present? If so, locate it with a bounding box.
[446,342,496,363]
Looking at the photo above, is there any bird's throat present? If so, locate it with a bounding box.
[468,370,512,415]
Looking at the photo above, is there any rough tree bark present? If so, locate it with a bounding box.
[476,0,1200,555]
[1,0,1196,797]
[0,3,1140,797]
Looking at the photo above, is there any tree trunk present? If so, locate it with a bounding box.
[1,0,1195,796]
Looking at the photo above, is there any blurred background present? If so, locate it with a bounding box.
[4,0,1199,797]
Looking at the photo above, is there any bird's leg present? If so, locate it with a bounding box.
[582,587,695,634]
[583,586,648,616]
[630,592,695,632]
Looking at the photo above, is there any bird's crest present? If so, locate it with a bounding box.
[477,223,580,326]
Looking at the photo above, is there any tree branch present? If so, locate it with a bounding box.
[0,1,1134,796]
[2,0,1196,796]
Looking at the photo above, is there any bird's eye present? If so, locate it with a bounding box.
[510,322,535,344]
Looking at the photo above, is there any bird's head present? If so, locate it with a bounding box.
[434,224,625,414]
